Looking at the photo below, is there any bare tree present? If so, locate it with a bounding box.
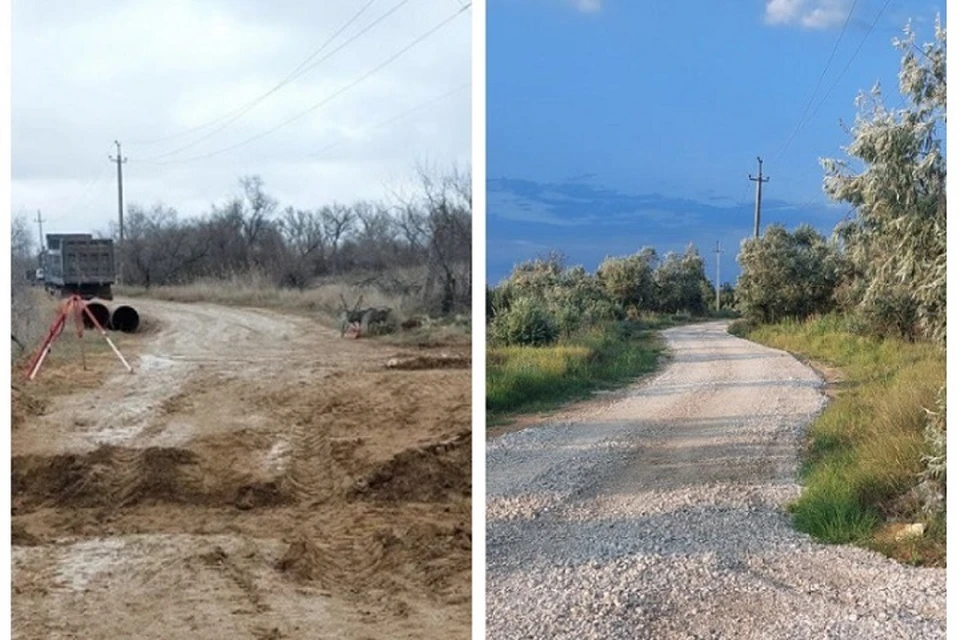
[416,163,472,314]
[321,203,355,274]
[122,204,210,287]
[11,214,42,357]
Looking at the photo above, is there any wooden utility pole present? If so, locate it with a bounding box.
[34,209,45,251]
[109,140,128,283]
[748,156,770,239]
[714,241,722,312]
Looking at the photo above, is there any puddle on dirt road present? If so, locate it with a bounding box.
[137,354,178,372]
[53,538,127,592]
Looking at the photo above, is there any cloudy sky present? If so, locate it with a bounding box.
[487,0,945,284]
[12,0,471,240]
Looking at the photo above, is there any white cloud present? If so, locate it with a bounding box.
[765,0,804,25]
[765,0,851,29]
[571,0,602,14]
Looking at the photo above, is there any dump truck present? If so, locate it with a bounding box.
[41,233,116,300]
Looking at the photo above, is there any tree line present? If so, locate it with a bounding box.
[486,244,722,346]
[117,167,471,315]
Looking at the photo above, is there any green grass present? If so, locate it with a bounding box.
[487,320,667,422]
[745,314,945,565]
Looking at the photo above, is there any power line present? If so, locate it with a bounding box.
[144,3,471,166]
[800,0,891,129]
[128,0,383,147]
[58,161,115,223]
[772,0,859,163]
[136,0,414,159]
[779,0,892,162]
[309,82,468,158]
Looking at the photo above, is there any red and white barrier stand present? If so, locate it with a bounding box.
[24,295,134,381]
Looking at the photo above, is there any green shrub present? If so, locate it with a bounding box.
[652,244,712,315]
[486,284,512,322]
[596,248,657,310]
[490,297,558,346]
[727,318,756,337]
[856,287,919,341]
[735,224,841,324]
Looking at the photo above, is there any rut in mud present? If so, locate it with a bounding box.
[12,298,471,640]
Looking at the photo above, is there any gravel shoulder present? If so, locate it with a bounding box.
[486,320,945,639]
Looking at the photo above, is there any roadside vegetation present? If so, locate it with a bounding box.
[486,247,731,421]
[487,320,665,420]
[117,267,471,346]
[10,218,50,362]
[115,164,471,323]
[730,21,945,565]
[747,317,944,564]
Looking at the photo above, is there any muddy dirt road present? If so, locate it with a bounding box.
[486,321,945,639]
[13,298,471,639]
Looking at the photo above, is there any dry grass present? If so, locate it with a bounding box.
[116,270,470,344]
[119,271,423,321]
[11,287,57,363]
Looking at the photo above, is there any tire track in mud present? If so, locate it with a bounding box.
[13,297,472,640]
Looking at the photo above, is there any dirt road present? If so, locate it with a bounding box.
[13,298,471,639]
[486,321,945,639]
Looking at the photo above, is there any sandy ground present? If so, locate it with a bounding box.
[12,298,471,640]
[486,321,945,639]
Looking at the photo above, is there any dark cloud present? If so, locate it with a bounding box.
[487,175,849,284]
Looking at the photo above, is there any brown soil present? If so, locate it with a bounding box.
[11,297,471,640]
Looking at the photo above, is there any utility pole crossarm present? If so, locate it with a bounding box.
[748,156,770,239]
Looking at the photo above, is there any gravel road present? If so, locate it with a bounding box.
[486,321,946,639]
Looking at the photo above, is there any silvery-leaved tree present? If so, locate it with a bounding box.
[736,224,841,324]
[822,17,945,511]
[596,247,658,311]
[821,17,946,346]
[652,244,712,316]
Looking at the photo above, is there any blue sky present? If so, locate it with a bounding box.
[486,0,946,285]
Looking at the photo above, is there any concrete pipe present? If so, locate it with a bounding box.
[109,305,140,333]
[83,302,111,330]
